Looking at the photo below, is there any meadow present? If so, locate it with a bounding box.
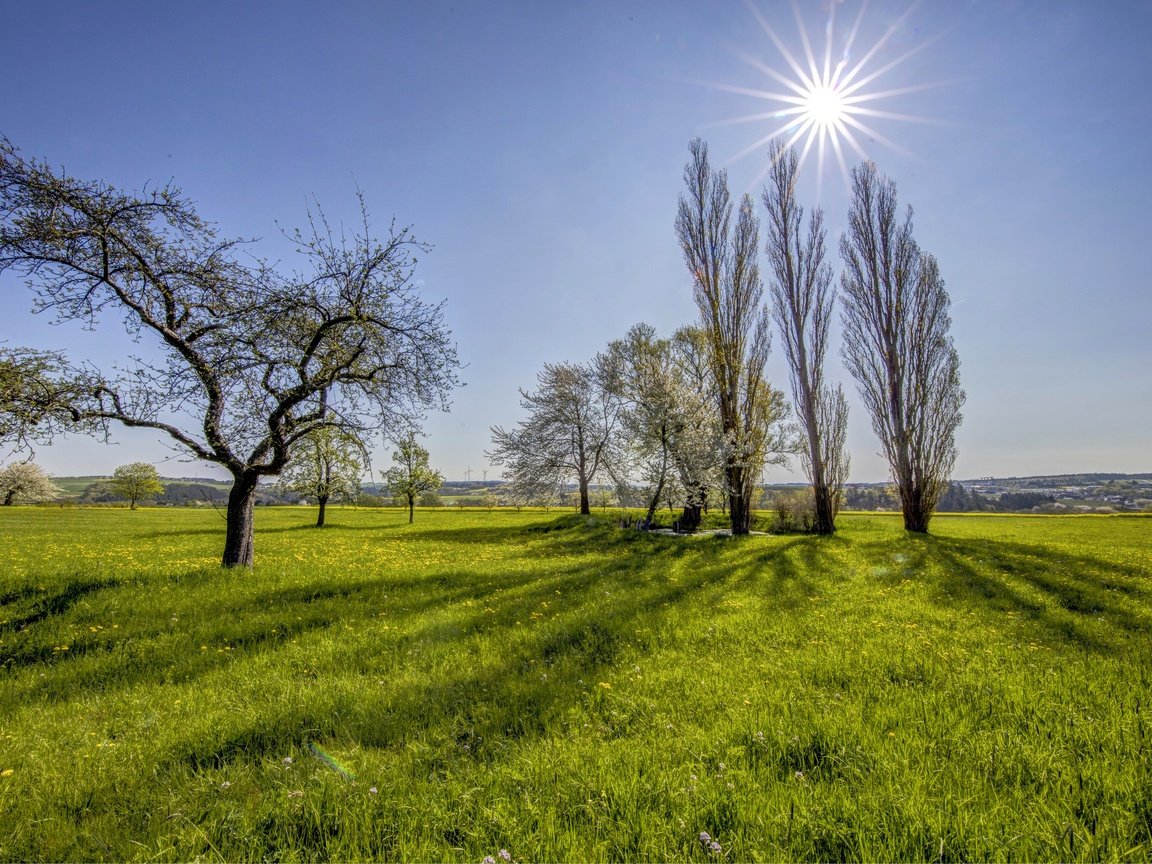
[0,505,1149,861]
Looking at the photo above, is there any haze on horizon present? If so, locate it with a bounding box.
[2,0,1149,484]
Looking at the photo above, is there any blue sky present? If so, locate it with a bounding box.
[2,0,1150,483]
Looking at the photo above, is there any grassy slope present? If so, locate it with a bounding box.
[0,508,1149,861]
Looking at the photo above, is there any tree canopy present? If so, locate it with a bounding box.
[0,461,61,505]
[676,138,789,534]
[110,462,165,510]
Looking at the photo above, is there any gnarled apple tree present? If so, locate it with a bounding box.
[0,137,458,566]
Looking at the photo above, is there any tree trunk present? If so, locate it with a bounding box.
[644,475,665,526]
[679,503,702,533]
[408,493,415,524]
[578,479,591,515]
[813,484,836,535]
[222,474,259,567]
[802,377,836,535]
[902,485,932,533]
[316,494,328,528]
[679,483,707,532]
[728,464,751,535]
[2,492,13,506]
[645,430,670,525]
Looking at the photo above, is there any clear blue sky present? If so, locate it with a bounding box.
[2,0,1149,483]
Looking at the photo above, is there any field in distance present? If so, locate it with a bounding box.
[1,507,1149,861]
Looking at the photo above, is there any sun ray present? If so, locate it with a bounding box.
[791,0,822,86]
[828,122,854,193]
[845,107,942,124]
[743,0,816,91]
[839,35,943,98]
[700,109,800,130]
[837,114,917,159]
[731,49,811,97]
[840,81,956,104]
[710,81,810,103]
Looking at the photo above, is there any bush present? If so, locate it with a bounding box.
[769,489,816,533]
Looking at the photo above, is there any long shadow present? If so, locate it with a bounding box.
[137,526,224,539]
[0,575,122,633]
[915,534,1150,652]
[168,541,783,769]
[6,512,870,848]
[173,527,815,773]
[254,521,409,535]
[1,519,665,703]
[3,512,852,701]
[7,516,837,775]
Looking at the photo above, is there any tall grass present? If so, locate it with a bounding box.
[1,507,1149,861]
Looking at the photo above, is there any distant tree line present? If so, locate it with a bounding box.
[841,482,1056,513]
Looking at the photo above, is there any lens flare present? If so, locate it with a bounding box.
[309,741,356,780]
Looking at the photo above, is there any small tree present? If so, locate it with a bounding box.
[384,434,443,524]
[280,427,365,527]
[666,326,726,531]
[0,461,61,505]
[840,162,964,533]
[597,323,722,528]
[110,462,165,509]
[488,362,623,516]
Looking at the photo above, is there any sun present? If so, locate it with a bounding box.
[712,0,943,197]
[803,83,847,131]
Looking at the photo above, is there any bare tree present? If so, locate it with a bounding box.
[0,460,61,505]
[0,137,458,565]
[488,361,622,516]
[110,462,165,510]
[676,138,782,535]
[839,162,963,533]
[281,426,366,527]
[762,142,849,534]
[383,433,443,524]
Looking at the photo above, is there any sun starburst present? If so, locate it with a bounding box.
[713,0,944,198]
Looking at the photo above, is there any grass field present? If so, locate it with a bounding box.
[1,506,1149,861]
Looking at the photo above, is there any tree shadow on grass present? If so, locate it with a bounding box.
[0,575,122,633]
[8,515,843,791]
[254,521,409,535]
[167,525,829,774]
[914,534,1150,652]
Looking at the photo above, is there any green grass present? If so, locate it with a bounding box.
[1,507,1150,861]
